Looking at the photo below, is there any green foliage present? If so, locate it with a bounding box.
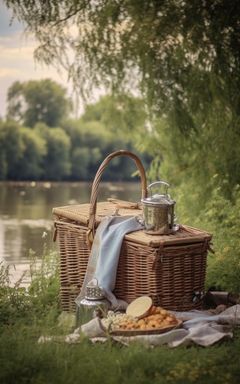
[5,1,240,127]
[81,94,148,142]
[62,94,152,180]
[7,79,71,127]
[35,123,72,180]
[0,249,60,328]
[6,80,23,122]
[0,120,53,180]
[167,178,240,293]
[0,263,32,325]
[137,106,240,295]
[4,2,240,185]
[5,0,239,188]
[1,90,151,181]
[28,248,60,317]
[0,120,24,179]
[0,128,7,180]
[198,186,240,293]
[18,127,47,180]
[62,117,146,181]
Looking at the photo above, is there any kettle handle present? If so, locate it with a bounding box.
[148,180,170,196]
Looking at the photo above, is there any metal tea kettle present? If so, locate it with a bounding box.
[141,180,177,235]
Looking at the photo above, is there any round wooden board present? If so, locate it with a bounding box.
[110,319,183,336]
[126,296,153,318]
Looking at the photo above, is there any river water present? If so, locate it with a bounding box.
[0,181,140,284]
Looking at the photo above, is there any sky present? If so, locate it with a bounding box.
[0,0,72,118]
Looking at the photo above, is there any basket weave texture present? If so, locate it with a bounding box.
[53,150,212,312]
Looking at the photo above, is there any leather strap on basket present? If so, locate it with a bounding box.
[87,150,147,247]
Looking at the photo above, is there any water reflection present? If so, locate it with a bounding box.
[0,181,140,282]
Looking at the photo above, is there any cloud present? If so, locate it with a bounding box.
[0,30,70,118]
[0,31,67,80]
[0,33,33,47]
[0,31,36,59]
[0,67,22,77]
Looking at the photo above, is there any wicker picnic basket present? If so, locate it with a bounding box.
[53,150,212,312]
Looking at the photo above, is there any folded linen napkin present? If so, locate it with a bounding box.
[78,215,143,309]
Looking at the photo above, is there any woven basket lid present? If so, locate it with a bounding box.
[53,201,212,247]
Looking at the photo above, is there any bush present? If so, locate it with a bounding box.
[0,249,60,328]
[173,179,240,293]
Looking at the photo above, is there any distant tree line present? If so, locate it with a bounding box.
[1,79,151,181]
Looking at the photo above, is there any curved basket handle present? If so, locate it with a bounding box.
[87,150,147,247]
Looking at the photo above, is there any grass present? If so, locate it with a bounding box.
[0,251,240,384]
[0,324,240,384]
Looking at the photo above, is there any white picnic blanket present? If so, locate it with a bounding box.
[39,305,240,347]
[79,304,239,347]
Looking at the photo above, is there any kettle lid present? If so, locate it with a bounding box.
[141,180,175,206]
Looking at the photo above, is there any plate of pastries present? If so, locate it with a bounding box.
[102,296,182,336]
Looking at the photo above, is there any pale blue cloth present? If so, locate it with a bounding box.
[91,215,143,308]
